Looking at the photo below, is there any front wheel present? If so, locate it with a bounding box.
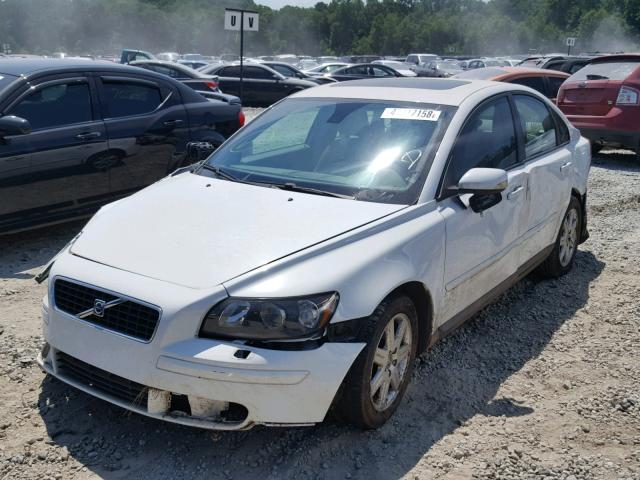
[336,295,418,429]
[538,195,582,278]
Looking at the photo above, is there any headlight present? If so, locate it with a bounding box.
[199,292,339,340]
[34,232,82,284]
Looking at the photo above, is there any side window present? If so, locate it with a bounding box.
[547,77,566,99]
[102,80,163,118]
[222,66,241,77]
[371,66,391,77]
[443,97,517,192]
[513,95,557,158]
[510,76,546,96]
[270,65,291,77]
[347,66,367,75]
[10,82,92,130]
[407,55,417,65]
[245,66,272,79]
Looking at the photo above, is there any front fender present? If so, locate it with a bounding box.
[223,202,446,326]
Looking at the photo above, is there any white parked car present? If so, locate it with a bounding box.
[372,60,417,77]
[37,78,591,431]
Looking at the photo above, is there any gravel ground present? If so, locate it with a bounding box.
[0,149,638,480]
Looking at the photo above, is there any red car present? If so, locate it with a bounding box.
[557,54,640,154]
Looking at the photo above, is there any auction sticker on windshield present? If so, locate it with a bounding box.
[381,108,441,121]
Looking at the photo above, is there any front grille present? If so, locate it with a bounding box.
[54,279,159,341]
[56,351,148,406]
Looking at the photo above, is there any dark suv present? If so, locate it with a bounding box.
[0,59,244,234]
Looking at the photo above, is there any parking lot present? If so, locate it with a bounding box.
[0,148,638,479]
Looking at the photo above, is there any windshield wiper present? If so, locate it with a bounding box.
[199,163,246,183]
[270,182,354,199]
[586,74,609,80]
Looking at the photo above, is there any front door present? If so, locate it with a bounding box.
[96,74,189,198]
[0,76,109,230]
[437,95,529,324]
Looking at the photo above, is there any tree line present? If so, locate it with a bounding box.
[1,0,639,57]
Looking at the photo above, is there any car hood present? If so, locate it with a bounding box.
[71,173,404,289]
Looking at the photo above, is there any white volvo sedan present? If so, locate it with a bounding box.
[37,78,591,430]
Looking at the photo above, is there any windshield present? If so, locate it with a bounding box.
[454,67,507,79]
[202,98,455,204]
[419,55,436,63]
[567,61,640,82]
[438,61,461,69]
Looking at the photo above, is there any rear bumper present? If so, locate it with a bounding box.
[565,108,640,149]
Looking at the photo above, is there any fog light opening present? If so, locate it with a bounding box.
[147,388,171,415]
[189,396,229,419]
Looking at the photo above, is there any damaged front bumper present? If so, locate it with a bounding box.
[39,276,364,430]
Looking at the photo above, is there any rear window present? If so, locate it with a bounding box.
[0,74,17,92]
[568,61,640,82]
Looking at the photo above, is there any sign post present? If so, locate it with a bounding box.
[566,37,576,55]
[224,8,259,103]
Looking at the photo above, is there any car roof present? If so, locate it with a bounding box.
[0,58,209,103]
[0,58,140,77]
[590,53,640,63]
[263,61,297,67]
[293,78,528,106]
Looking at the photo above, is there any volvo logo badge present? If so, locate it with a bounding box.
[93,299,107,317]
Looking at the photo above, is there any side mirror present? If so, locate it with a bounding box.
[0,115,31,137]
[457,168,508,194]
[457,168,508,213]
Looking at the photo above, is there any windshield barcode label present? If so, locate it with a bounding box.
[381,108,441,121]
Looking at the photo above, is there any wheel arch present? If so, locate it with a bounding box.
[385,281,433,354]
[571,187,589,244]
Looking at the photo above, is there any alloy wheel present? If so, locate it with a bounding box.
[559,208,578,267]
[369,313,412,412]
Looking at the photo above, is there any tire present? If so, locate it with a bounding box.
[538,195,582,278]
[336,295,418,429]
[591,142,603,154]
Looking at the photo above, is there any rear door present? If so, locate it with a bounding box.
[96,74,189,198]
[512,94,572,260]
[216,66,242,98]
[1,76,110,226]
[243,66,284,104]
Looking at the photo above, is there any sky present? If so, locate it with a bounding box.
[255,0,320,9]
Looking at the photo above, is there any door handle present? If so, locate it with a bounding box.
[560,161,572,172]
[163,119,185,127]
[507,185,524,200]
[76,132,101,141]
